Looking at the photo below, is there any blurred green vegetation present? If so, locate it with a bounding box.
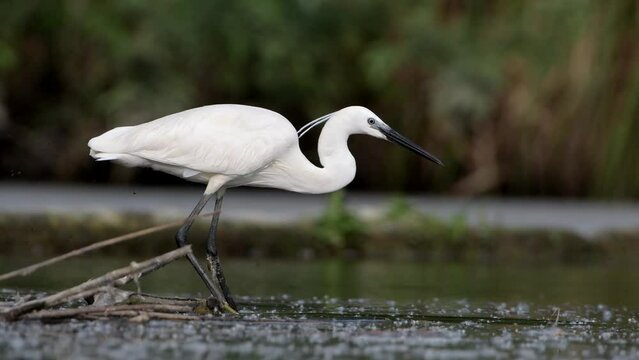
[1,0,638,198]
[314,191,365,249]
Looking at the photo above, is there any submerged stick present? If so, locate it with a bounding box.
[0,211,217,282]
[89,287,203,307]
[84,311,204,322]
[1,246,192,320]
[22,303,194,320]
[125,292,202,306]
[136,312,205,321]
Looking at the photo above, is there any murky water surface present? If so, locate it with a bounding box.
[1,257,638,359]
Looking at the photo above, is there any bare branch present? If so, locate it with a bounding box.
[0,211,217,282]
[1,246,192,321]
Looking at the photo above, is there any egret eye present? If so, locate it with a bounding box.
[367,118,376,125]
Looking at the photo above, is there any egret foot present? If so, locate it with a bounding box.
[206,254,238,312]
[196,297,238,316]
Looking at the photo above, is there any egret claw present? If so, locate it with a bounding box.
[222,303,240,315]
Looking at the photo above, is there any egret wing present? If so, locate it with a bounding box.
[89,105,297,176]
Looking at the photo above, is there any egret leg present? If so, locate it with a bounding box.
[205,189,237,311]
[176,194,234,313]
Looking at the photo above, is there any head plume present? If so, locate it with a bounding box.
[297,112,334,138]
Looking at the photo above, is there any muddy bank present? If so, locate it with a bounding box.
[1,210,637,264]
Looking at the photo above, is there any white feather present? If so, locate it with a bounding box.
[88,105,297,177]
[182,168,201,178]
[88,104,412,194]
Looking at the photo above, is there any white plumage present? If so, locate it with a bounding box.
[89,105,297,186]
[89,104,433,195]
[88,103,442,312]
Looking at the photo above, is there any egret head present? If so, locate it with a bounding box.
[298,106,444,166]
[350,106,444,166]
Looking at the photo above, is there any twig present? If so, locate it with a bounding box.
[137,312,205,321]
[553,308,560,327]
[89,287,203,307]
[22,303,194,320]
[0,211,217,282]
[83,311,204,321]
[1,246,192,320]
[125,292,202,306]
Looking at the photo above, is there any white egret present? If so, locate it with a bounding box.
[88,104,443,313]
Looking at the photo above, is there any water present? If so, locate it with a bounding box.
[1,257,638,359]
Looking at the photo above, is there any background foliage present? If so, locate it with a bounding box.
[1,0,638,198]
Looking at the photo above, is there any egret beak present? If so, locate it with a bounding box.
[380,126,444,166]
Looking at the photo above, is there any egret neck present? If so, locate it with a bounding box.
[261,114,357,194]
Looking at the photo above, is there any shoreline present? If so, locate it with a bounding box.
[1,182,639,237]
